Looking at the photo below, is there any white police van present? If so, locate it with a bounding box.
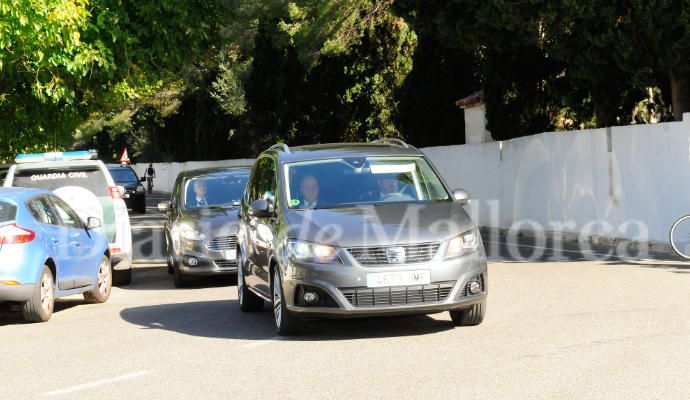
[3,151,133,285]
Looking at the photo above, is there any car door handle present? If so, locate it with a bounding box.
[71,242,81,247]
[51,239,59,244]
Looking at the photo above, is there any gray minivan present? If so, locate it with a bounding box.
[237,140,488,335]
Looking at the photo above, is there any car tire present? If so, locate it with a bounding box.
[83,256,112,304]
[113,267,132,286]
[449,301,486,326]
[22,266,54,323]
[237,248,263,312]
[272,267,304,336]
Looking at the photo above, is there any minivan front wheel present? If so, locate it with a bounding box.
[272,268,303,336]
[237,248,263,312]
[450,301,486,326]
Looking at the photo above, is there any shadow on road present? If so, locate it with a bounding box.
[123,265,237,291]
[120,300,454,341]
[0,298,88,326]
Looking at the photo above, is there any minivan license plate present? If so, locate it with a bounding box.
[366,270,430,288]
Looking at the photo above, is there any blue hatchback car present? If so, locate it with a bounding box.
[0,188,112,322]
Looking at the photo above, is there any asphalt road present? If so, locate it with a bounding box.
[2,193,690,399]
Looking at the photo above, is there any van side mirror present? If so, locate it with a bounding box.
[249,199,273,218]
[452,189,471,205]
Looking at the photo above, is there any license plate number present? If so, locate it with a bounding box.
[366,270,430,288]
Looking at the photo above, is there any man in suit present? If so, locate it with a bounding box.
[299,175,320,209]
[192,180,209,207]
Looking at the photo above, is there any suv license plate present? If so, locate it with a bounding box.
[366,270,430,288]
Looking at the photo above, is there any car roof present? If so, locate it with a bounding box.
[178,166,253,180]
[14,160,102,170]
[266,142,424,163]
[0,187,49,201]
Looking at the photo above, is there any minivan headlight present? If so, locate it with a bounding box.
[288,240,341,264]
[444,229,480,259]
[178,224,206,241]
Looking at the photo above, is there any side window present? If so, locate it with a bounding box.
[251,158,276,204]
[49,196,84,229]
[26,196,60,225]
[172,177,183,208]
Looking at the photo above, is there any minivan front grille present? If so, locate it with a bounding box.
[340,281,455,308]
[207,235,237,251]
[214,260,238,270]
[346,243,441,265]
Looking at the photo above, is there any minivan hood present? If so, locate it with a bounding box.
[181,207,240,235]
[285,202,474,248]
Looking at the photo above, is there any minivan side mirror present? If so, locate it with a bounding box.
[86,217,102,230]
[452,189,471,205]
[158,201,172,212]
[249,199,273,218]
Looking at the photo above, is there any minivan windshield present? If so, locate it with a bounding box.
[284,157,450,209]
[183,171,249,209]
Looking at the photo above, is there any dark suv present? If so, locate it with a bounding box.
[107,165,146,214]
[237,140,488,335]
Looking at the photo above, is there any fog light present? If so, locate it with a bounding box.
[187,257,198,266]
[468,280,481,294]
[303,291,319,304]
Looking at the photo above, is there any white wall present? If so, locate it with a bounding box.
[424,114,690,243]
[139,115,690,244]
[131,159,255,193]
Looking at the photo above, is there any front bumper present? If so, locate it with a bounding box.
[0,283,36,302]
[282,250,488,318]
[176,246,238,276]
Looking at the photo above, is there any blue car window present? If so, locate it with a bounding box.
[27,197,59,225]
[49,195,84,229]
[0,201,16,222]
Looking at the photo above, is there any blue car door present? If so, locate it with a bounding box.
[49,195,97,288]
[25,196,77,290]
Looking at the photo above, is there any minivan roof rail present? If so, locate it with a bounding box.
[370,138,410,148]
[268,143,291,153]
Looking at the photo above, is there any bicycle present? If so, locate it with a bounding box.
[146,177,154,194]
[670,215,690,259]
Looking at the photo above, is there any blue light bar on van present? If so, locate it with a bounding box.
[15,150,98,164]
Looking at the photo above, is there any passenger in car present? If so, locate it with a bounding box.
[299,175,320,209]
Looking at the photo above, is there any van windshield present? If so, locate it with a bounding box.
[12,166,109,196]
[284,157,450,209]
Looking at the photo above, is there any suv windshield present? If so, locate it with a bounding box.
[284,156,450,209]
[183,172,249,209]
[0,200,17,222]
[12,166,109,196]
[108,167,138,183]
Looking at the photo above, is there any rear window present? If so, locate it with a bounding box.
[0,200,17,222]
[12,166,109,196]
[108,167,138,183]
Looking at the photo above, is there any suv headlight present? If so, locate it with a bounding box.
[444,229,480,259]
[136,185,146,193]
[179,225,206,241]
[288,240,341,264]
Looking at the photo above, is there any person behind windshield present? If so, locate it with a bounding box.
[299,175,320,209]
[191,180,209,207]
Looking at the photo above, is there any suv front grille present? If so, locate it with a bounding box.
[207,236,237,251]
[340,281,455,307]
[346,243,441,265]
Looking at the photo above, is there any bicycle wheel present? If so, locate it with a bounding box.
[670,215,690,259]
